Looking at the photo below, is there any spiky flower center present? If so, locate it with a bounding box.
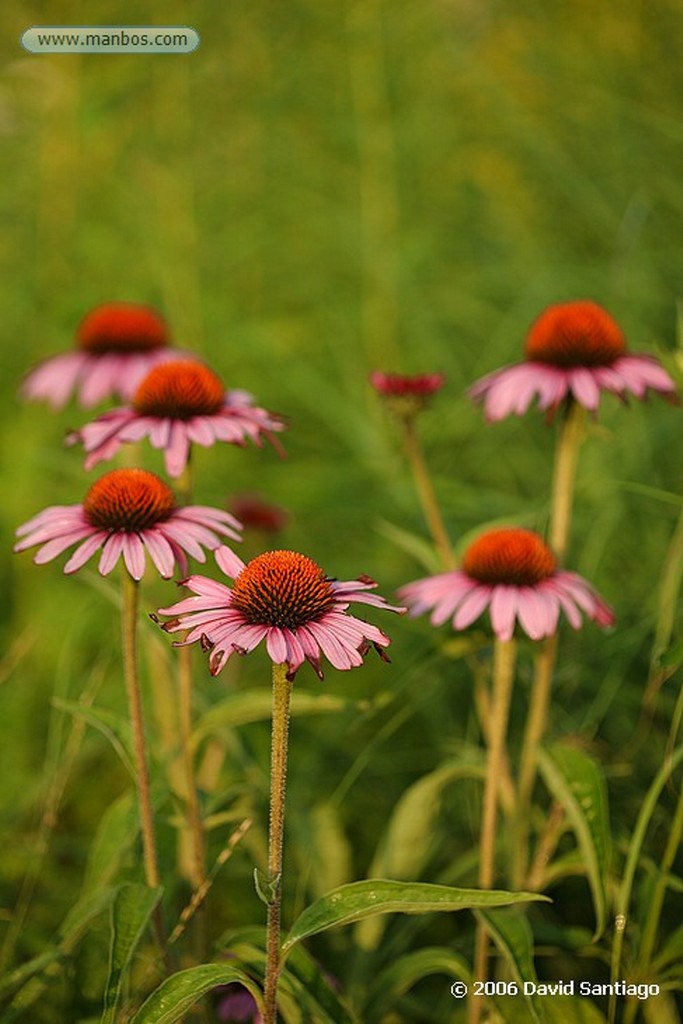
[524,301,626,368]
[77,303,168,353]
[133,360,225,419]
[230,550,335,629]
[463,528,556,586]
[84,469,176,532]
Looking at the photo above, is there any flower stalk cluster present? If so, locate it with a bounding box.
[16,302,404,1018]
[377,300,676,1021]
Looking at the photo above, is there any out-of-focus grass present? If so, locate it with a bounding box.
[0,1,681,1019]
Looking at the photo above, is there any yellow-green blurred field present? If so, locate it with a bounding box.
[0,3,681,1022]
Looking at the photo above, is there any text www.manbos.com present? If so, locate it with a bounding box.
[21,26,200,54]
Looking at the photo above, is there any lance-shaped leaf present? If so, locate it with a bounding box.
[101,884,162,1024]
[364,946,471,1020]
[476,907,543,1023]
[282,879,549,959]
[538,744,610,938]
[129,964,263,1024]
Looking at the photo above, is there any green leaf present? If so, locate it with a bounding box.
[83,792,138,894]
[52,698,134,777]
[538,743,611,938]
[306,802,353,900]
[652,922,683,973]
[191,689,348,747]
[357,758,484,950]
[282,879,549,958]
[129,964,263,1024]
[101,884,162,1024]
[368,760,484,881]
[365,946,470,1020]
[0,951,62,1002]
[476,907,543,1023]
[660,636,683,668]
[375,518,441,572]
[6,887,118,1013]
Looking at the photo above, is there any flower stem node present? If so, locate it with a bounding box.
[253,867,281,907]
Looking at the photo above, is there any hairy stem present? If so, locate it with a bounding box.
[263,663,293,1024]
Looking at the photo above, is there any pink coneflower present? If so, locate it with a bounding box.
[370,371,446,418]
[68,359,286,478]
[14,468,242,580]
[20,302,185,409]
[468,300,677,421]
[398,527,614,642]
[155,547,405,679]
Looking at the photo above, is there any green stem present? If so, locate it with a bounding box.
[121,570,169,964]
[263,663,293,1024]
[400,415,455,570]
[514,400,585,887]
[469,638,517,1024]
[632,781,683,1010]
[548,399,585,563]
[174,458,207,894]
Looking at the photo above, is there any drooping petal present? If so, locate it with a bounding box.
[63,532,109,573]
[215,545,247,579]
[488,585,517,641]
[99,532,125,575]
[122,533,147,580]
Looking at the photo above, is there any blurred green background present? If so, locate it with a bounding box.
[0,1,681,1019]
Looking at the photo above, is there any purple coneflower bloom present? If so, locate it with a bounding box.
[68,359,286,478]
[370,370,445,417]
[20,302,185,409]
[14,468,242,581]
[398,527,614,642]
[469,300,677,421]
[155,547,405,679]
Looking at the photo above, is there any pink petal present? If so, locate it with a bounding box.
[452,584,493,631]
[266,627,288,664]
[99,533,125,575]
[63,532,108,573]
[488,585,517,641]
[568,368,601,410]
[142,529,177,579]
[165,421,191,478]
[122,533,146,580]
[215,546,246,579]
[31,526,96,564]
